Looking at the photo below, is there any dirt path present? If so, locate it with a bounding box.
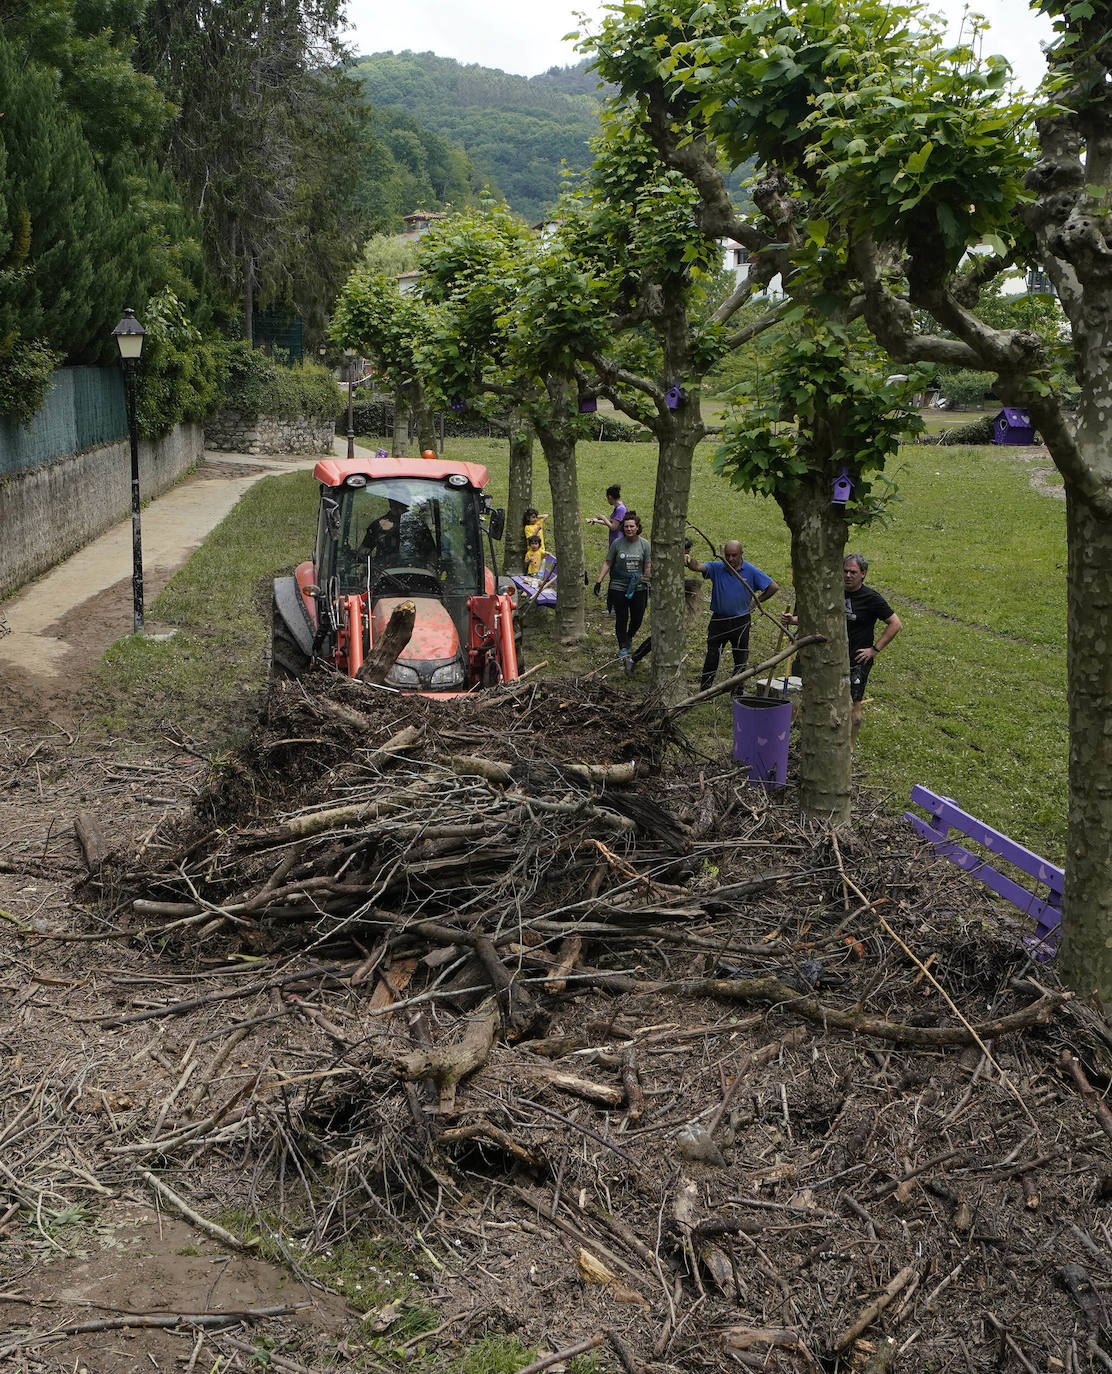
[0,447,343,724]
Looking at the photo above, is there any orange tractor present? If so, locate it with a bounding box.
[271,455,519,693]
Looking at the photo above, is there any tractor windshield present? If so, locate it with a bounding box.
[330,477,485,602]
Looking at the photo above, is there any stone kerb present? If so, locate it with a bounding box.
[204,408,335,455]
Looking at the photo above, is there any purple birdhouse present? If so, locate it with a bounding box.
[578,391,598,414]
[831,467,855,505]
[665,384,684,410]
[449,397,467,413]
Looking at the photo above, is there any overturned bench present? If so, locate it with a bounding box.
[904,785,1062,959]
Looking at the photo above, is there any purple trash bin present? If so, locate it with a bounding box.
[732,695,792,787]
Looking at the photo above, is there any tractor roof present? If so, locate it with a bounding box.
[313,456,491,489]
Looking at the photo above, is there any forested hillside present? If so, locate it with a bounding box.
[351,104,492,232]
[352,52,608,224]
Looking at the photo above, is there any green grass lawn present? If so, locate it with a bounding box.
[94,429,1067,861]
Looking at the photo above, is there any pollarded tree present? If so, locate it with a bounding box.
[415,205,595,642]
[330,272,439,455]
[584,0,926,813]
[626,0,1112,997]
[785,0,1112,998]
[410,206,536,577]
[523,100,790,704]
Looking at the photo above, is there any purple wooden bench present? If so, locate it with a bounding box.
[904,785,1062,959]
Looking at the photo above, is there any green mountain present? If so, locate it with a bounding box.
[352,52,607,225]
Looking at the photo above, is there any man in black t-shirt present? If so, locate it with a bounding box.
[781,553,902,748]
[843,553,901,746]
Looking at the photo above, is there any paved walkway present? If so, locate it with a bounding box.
[0,442,356,680]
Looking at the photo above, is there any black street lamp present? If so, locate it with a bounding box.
[344,348,356,460]
[112,308,146,635]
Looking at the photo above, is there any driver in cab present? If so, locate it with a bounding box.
[357,499,436,577]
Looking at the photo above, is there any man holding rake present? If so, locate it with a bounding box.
[685,540,780,692]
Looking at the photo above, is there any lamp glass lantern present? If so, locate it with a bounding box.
[112,308,146,361]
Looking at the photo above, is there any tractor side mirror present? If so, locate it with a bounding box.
[487,508,506,541]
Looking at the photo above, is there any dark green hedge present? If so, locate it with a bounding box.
[0,339,63,426]
[346,400,651,442]
[217,343,340,421]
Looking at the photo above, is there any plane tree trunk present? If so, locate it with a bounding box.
[504,414,534,575]
[409,379,437,454]
[648,391,704,702]
[1057,458,1112,994]
[777,472,852,823]
[532,377,585,643]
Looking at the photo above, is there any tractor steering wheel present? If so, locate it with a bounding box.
[374,567,441,595]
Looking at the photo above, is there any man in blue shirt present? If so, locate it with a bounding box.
[686,541,779,691]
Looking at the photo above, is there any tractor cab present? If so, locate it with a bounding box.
[271,455,517,694]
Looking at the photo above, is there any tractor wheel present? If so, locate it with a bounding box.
[270,592,311,681]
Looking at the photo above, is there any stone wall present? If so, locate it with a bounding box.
[0,423,203,599]
[204,409,336,455]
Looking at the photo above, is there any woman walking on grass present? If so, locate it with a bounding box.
[594,512,651,660]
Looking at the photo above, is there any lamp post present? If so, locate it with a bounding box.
[112,308,146,636]
[344,348,356,460]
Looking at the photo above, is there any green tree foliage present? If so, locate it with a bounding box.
[135,0,366,337]
[215,344,340,420]
[3,0,167,164]
[0,2,212,421]
[349,105,488,232]
[358,232,419,279]
[331,270,442,452]
[135,289,223,438]
[0,34,160,359]
[393,202,593,637]
[353,52,606,224]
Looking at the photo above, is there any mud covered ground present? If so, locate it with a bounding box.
[1,675,1109,1374]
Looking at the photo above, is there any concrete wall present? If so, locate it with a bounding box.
[204,409,335,455]
[0,423,203,599]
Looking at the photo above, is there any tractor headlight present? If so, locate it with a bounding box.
[385,663,421,688]
[430,660,466,689]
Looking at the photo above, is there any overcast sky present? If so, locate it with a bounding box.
[344,1,1055,93]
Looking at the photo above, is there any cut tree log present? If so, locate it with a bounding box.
[356,601,416,685]
[392,998,500,1111]
[364,724,423,770]
[74,810,109,873]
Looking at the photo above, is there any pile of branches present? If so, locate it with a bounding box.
[100,674,693,945]
[66,674,1112,1372]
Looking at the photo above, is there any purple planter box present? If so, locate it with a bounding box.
[732,695,792,787]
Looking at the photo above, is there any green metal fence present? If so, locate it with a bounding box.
[253,311,304,363]
[0,367,127,476]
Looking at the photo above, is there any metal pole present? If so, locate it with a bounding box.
[346,359,356,460]
[124,359,144,635]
